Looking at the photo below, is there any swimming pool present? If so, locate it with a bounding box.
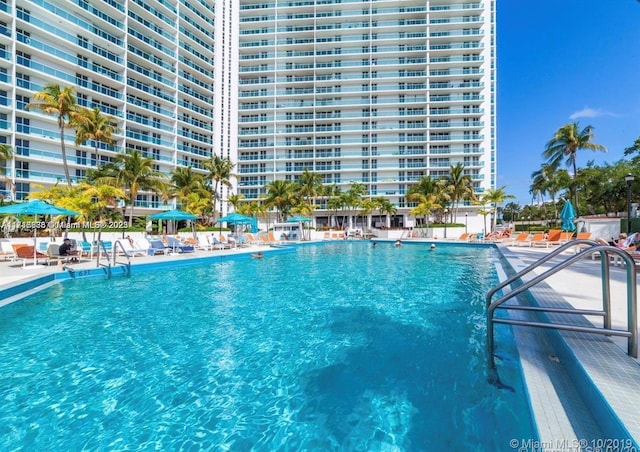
[0,242,535,450]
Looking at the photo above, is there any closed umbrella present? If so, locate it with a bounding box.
[559,200,577,232]
[0,199,80,267]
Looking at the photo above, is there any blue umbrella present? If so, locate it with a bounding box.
[217,212,255,235]
[0,199,79,216]
[0,199,80,267]
[217,212,253,225]
[286,215,312,223]
[559,200,576,231]
[148,209,198,221]
[149,209,198,238]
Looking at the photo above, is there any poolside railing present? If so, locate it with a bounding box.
[486,240,638,386]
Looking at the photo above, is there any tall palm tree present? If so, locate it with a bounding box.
[444,163,474,223]
[0,144,12,201]
[543,122,606,211]
[73,106,117,166]
[203,154,235,215]
[112,150,166,224]
[26,84,80,187]
[544,123,607,179]
[482,186,515,232]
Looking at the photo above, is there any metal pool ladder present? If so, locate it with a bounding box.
[95,240,131,278]
[486,240,638,385]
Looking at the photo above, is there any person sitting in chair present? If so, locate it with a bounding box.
[59,238,79,262]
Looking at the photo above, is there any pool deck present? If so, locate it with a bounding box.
[0,240,639,447]
[499,244,640,448]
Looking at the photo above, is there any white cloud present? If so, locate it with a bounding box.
[569,107,615,120]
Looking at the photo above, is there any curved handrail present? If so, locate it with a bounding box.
[487,239,599,307]
[487,243,638,384]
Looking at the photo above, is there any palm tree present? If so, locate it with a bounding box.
[543,122,606,211]
[444,163,474,223]
[227,193,245,211]
[297,169,324,210]
[376,197,397,228]
[482,186,515,232]
[408,193,440,236]
[170,166,210,216]
[203,155,235,215]
[112,150,166,224]
[342,182,366,229]
[264,179,296,222]
[530,163,571,221]
[0,144,13,201]
[73,106,117,166]
[26,84,80,187]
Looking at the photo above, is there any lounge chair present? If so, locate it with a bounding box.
[559,232,574,244]
[268,231,284,244]
[257,233,272,245]
[12,244,50,266]
[457,232,470,241]
[532,229,562,247]
[576,232,593,241]
[507,232,531,247]
[242,233,258,245]
[218,234,237,248]
[0,239,17,261]
[46,243,74,265]
[185,236,213,251]
[148,239,167,255]
[208,235,232,250]
[234,235,251,248]
[77,240,98,258]
[115,239,148,257]
[165,236,195,253]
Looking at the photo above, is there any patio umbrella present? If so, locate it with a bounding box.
[217,212,253,225]
[559,200,577,231]
[149,209,198,238]
[0,199,80,267]
[148,209,198,221]
[286,215,311,223]
[217,212,254,235]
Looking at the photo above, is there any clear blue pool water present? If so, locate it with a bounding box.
[0,242,534,450]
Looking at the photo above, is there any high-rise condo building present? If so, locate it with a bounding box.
[0,0,495,226]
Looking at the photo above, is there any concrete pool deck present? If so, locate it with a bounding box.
[0,240,638,446]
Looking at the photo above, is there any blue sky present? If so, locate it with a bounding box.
[497,1,640,205]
